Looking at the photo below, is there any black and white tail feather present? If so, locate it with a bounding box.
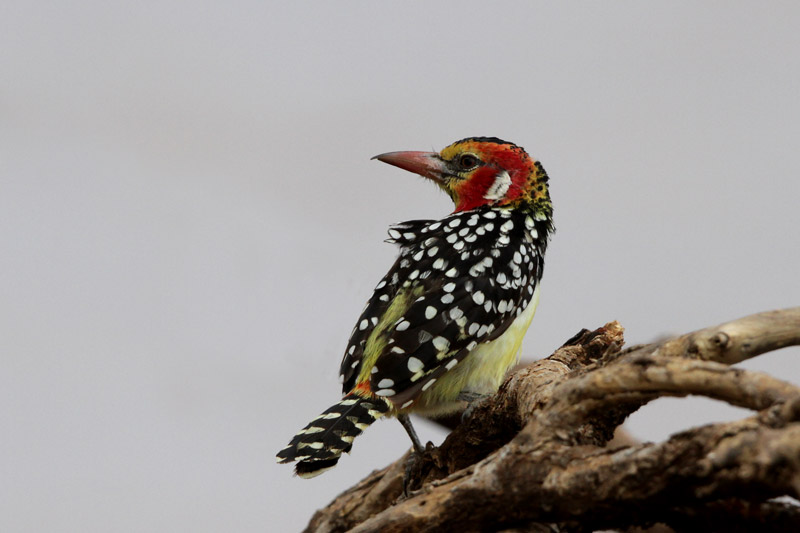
[276,394,391,478]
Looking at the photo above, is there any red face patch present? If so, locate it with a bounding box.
[451,144,533,212]
[453,166,499,212]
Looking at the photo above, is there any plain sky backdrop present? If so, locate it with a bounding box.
[2,2,799,531]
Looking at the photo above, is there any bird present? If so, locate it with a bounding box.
[276,137,553,478]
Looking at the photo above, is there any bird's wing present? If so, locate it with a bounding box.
[339,212,542,407]
[338,219,434,393]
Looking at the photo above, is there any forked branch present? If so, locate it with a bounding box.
[306,307,800,532]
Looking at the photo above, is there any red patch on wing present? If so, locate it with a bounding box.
[352,380,372,395]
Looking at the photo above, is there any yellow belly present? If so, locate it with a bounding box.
[410,285,541,416]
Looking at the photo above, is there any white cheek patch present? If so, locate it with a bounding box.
[483,170,511,201]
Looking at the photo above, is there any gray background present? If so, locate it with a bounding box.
[2,2,799,531]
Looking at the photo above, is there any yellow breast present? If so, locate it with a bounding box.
[410,285,541,416]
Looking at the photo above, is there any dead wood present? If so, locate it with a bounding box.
[305,307,800,532]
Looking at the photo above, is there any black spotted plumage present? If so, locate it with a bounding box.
[339,205,552,407]
[275,393,390,478]
[278,137,555,479]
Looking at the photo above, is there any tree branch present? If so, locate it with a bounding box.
[351,413,800,532]
[304,307,800,532]
[642,307,800,364]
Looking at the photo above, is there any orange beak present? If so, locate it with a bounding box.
[372,151,447,184]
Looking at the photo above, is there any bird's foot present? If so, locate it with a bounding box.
[402,442,436,497]
[458,391,492,421]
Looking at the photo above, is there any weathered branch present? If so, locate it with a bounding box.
[350,411,800,532]
[305,307,800,532]
[642,307,800,364]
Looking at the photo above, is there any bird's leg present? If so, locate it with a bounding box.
[397,414,428,495]
[397,413,425,455]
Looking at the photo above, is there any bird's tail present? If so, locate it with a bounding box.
[276,393,391,478]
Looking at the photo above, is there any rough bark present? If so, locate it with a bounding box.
[304,308,800,532]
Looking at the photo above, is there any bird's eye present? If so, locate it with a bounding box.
[458,154,479,170]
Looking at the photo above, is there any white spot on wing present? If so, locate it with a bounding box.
[432,336,450,351]
[407,356,423,372]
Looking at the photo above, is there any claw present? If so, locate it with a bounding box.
[458,391,491,421]
[402,443,435,496]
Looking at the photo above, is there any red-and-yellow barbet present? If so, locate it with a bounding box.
[277,137,553,477]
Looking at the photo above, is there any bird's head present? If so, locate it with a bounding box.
[373,137,551,214]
